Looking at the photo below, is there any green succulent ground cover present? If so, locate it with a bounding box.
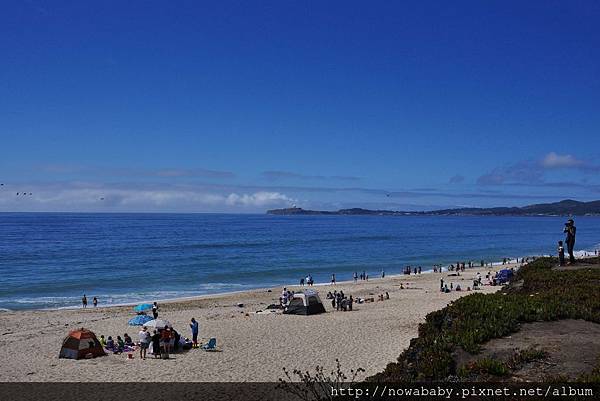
[368,257,600,382]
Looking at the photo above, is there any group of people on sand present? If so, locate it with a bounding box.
[99,332,135,354]
[326,290,353,311]
[93,297,200,360]
[440,277,463,293]
[137,325,181,360]
[280,288,295,305]
[377,292,390,301]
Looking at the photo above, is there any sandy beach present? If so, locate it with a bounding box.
[0,264,515,382]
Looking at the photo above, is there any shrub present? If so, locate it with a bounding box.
[368,257,600,382]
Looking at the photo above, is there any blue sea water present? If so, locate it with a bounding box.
[1,213,599,310]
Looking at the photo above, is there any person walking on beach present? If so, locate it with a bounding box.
[152,302,159,319]
[558,240,566,266]
[564,219,577,264]
[139,326,150,360]
[331,273,336,285]
[190,318,199,348]
[82,294,87,308]
[353,272,358,283]
[93,297,98,308]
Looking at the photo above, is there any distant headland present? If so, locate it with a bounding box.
[267,199,600,216]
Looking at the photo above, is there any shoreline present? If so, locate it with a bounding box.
[3,257,529,313]
[0,261,517,382]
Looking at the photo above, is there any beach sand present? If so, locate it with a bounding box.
[0,264,515,382]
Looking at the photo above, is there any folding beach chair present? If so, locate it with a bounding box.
[202,338,217,351]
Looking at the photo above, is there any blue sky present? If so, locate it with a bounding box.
[1,0,599,212]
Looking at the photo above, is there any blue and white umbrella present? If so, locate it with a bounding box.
[143,319,171,329]
[128,315,154,326]
[133,303,153,312]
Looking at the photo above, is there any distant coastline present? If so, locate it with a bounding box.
[267,199,600,216]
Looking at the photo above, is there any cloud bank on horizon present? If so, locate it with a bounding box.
[2,152,600,213]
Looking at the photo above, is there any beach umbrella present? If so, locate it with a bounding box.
[133,303,153,312]
[143,319,171,329]
[128,315,154,326]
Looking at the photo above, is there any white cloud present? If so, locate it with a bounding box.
[541,152,584,168]
[225,191,295,207]
[0,183,294,212]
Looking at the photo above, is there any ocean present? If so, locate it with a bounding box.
[1,213,599,310]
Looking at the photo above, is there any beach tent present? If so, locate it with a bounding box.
[283,290,326,315]
[59,328,106,360]
[496,269,514,284]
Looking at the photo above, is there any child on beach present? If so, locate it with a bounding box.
[558,240,565,266]
[116,336,125,352]
[124,333,133,346]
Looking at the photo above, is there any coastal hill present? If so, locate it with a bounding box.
[267,199,600,216]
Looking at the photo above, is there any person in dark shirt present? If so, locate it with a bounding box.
[151,330,161,359]
[564,219,577,264]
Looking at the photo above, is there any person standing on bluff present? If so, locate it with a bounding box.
[564,219,577,264]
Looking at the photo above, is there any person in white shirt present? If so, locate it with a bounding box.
[139,326,151,360]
